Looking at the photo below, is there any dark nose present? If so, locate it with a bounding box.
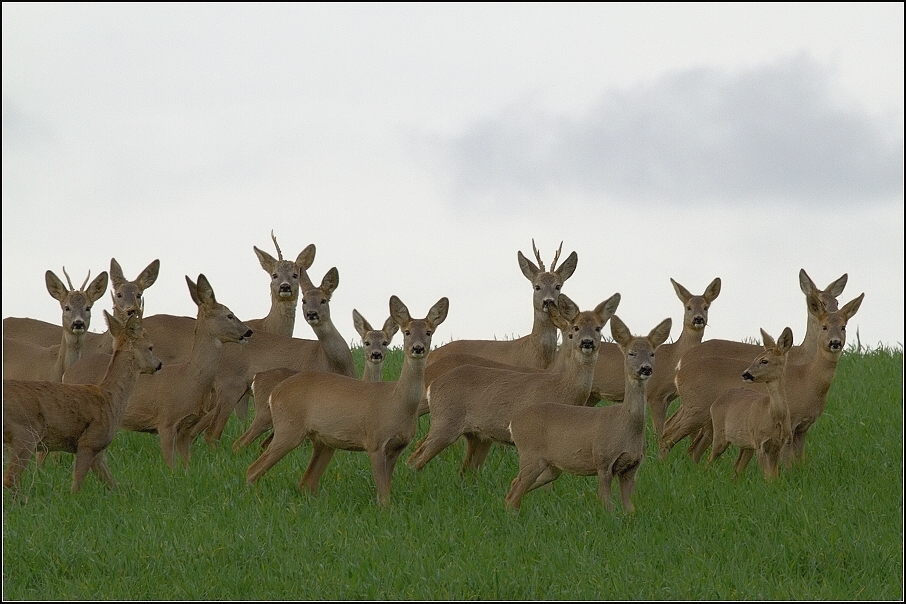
[692,316,705,326]
[306,311,319,322]
[244,329,254,338]
[639,365,652,377]
[370,351,384,361]
[72,320,85,330]
[829,339,843,351]
[279,283,291,293]
[412,344,425,355]
[580,338,595,350]
[742,371,754,381]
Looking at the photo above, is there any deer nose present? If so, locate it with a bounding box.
[370,351,384,361]
[279,283,292,293]
[244,329,254,338]
[541,297,556,309]
[305,311,320,323]
[412,344,425,356]
[579,338,595,351]
[692,316,705,326]
[829,339,843,351]
[71,320,86,331]
[639,365,652,377]
[742,371,754,382]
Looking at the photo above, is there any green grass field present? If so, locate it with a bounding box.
[3,345,903,600]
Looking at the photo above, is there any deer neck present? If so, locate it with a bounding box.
[624,375,648,427]
[765,376,792,441]
[394,356,427,416]
[261,297,297,337]
[310,320,356,378]
[186,321,226,384]
[530,308,560,368]
[675,323,705,354]
[362,361,383,382]
[56,330,88,378]
[555,347,599,403]
[787,347,841,418]
[797,314,820,359]
[98,344,143,422]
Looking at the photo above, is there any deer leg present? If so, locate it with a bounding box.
[597,467,616,513]
[159,426,179,469]
[90,452,117,489]
[3,441,35,492]
[504,459,549,510]
[405,425,458,471]
[460,435,494,474]
[368,450,397,507]
[617,465,640,513]
[708,431,730,465]
[71,446,100,493]
[690,422,714,463]
[299,442,336,495]
[732,448,755,479]
[246,430,305,485]
[233,400,274,453]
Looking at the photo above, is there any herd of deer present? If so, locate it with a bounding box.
[2,234,864,512]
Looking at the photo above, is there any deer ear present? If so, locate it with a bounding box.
[254,246,277,273]
[760,328,776,349]
[778,327,794,352]
[295,244,316,270]
[595,293,621,325]
[671,278,693,303]
[382,316,400,339]
[555,251,578,281]
[610,315,632,347]
[427,297,449,327]
[319,268,340,297]
[649,318,672,348]
[109,258,126,286]
[105,309,125,336]
[45,270,69,302]
[136,259,161,290]
[352,309,370,339]
[389,296,411,328]
[86,271,109,303]
[824,273,848,298]
[840,293,864,320]
[517,250,540,281]
[704,277,722,302]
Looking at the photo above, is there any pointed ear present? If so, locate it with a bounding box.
[649,318,672,348]
[840,293,864,320]
[109,258,126,287]
[806,291,826,318]
[595,293,621,326]
[427,297,449,328]
[352,309,371,339]
[186,275,201,307]
[254,246,277,273]
[135,259,160,290]
[671,278,693,303]
[195,274,217,306]
[45,270,69,302]
[86,271,110,303]
[105,309,125,337]
[295,244,316,270]
[517,250,541,281]
[760,328,776,349]
[778,327,794,352]
[824,273,848,298]
[704,277,722,302]
[555,251,578,281]
[555,293,580,323]
[319,268,340,297]
[799,268,817,296]
[389,296,411,328]
[547,302,571,332]
[610,315,632,348]
[382,315,400,340]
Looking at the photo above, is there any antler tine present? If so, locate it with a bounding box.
[80,270,91,291]
[62,266,75,291]
[271,229,284,261]
[550,241,563,272]
[531,238,546,272]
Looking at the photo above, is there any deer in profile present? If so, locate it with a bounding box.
[504,314,672,512]
[405,293,620,476]
[246,295,449,507]
[3,258,160,354]
[678,269,847,368]
[64,275,253,469]
[3,311,162,498]
[705,327,794,481]
[232,308,397,453]
[3,268,109,382]
[661,292,864,464]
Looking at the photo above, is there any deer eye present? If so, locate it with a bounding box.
[272,273,278,279]
[534,285,541,291]
[292,273,299,279]
[65,306,71,311]
[628,352,636,357]
[555,285,561,290]
[687,306,692,311]
[426,331,432,336]
[573,326,579,331]
[364,340,371,346]
[703,305,709,310]
[595,326,601,332]
[117,293,122,298]
[228,315,235,320]
[136,293,142,299]
[382,341,388,346]
[86,306,92,311]
[404,330,411,336]
[760,359,768,365]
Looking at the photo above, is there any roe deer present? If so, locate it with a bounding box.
[245,295,449,507]
[231,308,396,453]
[677,269,847,369]
[64,275,253,469]
[662,292,864,464]
[504,314,672,512]
[201,266,357,448]
[3,258,159,353]
[426,240,578,371]
[3,268,109,382]
[3,311,162,497]
[405,293,620,475]
[706,327,794,481]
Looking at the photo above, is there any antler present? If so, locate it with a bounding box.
[531,239,546,272]
[550,241,563,272]
[62,266,75,290]
[271,230,284,261]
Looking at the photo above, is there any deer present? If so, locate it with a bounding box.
[246,295,449,507]
[405,292,621,476]
[3,258,160,355]
[504,314,672,512]
[3,268,109,383]
[426,240,578,371]
[64,275,253,469]
[231,308,396,453]
[582,277,721,435]
[677,269,847,369]
[3,311,162,498]
[705,327,794,481]
[195,266,358,447]
[661,292,864,464]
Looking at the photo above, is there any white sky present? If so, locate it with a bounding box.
[3,3,903,350]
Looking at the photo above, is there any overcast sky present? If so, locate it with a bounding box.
[3,3,903,352]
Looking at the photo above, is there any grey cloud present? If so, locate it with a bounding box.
[428,54,903,207]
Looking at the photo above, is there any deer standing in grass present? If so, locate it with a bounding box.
[232,308,397,453]
[678,269,847,368]
[406,293,620,476]
[706,327,794,481]
[3,311,162,497]
[3,258,160,356]
[219,266,358,450]
[3,269,109,382]
[246,295,449,507]
[504,314,672,512]
[661,292,864,464]
[64,275,253,468]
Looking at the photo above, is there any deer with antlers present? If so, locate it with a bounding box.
[232,308,397,453]
[3,268,109,383]
[705,327,794,481]
[246,295,449,507]
[3,311,162,498]
[504,314,672,512]
[406,293,620,476]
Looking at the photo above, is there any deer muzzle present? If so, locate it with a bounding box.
[742,371,755,382]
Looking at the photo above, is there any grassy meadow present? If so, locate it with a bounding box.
[3,344,903,600]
